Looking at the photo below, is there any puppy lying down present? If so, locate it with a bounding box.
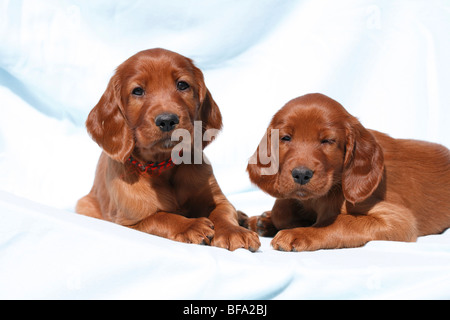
[77,48,260,251]
[247,93,450,251]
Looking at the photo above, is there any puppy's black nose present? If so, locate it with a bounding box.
[292,167,314,185]
[155,113,179,132]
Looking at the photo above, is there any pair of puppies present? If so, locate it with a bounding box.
[77,49,450,252]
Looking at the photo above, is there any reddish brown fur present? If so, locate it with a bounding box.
[247,93,450,251]
[76,49,260,251]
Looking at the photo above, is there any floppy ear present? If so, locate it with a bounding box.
[246,126,281,198]
[193,66,223,148]
[85,74,134,163]
[342,120,384,204]
[199,89,222,132]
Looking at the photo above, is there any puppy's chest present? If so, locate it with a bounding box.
[141,178,210,217]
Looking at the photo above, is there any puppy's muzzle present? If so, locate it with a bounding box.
[292,167,314,185]
[155,113,179,132]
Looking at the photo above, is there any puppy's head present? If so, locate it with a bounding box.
[247,93,384,204]
[86,48,222,163]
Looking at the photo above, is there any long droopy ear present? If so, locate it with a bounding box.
[246,126,281,198]
[342,119,384,204]
[85,74,134,163]
[193,66,223,148]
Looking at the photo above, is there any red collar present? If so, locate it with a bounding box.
[127,155,175,175]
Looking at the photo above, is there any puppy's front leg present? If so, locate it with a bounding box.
[247,198,315,237]
[209,202,261,252]
[247,211,278,237]
[271,202,418,251]
[131,212,215,245]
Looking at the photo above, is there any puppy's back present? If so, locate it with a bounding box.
[371,130,450,235]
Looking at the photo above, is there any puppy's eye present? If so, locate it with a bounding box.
[177,81,190,91]
[132,87,145,96]
[321,139,335,145]
[281,135,291,142]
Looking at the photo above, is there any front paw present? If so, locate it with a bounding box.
[247,211,278,237]
[173,217,215,245]
[271,228,323,252]
[212,225,261,252]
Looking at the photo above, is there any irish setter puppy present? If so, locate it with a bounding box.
[247,93,450,251]
[76,48,260,251]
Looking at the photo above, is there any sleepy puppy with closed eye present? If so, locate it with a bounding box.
[76,48,260,252]
[247,93,450,251]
